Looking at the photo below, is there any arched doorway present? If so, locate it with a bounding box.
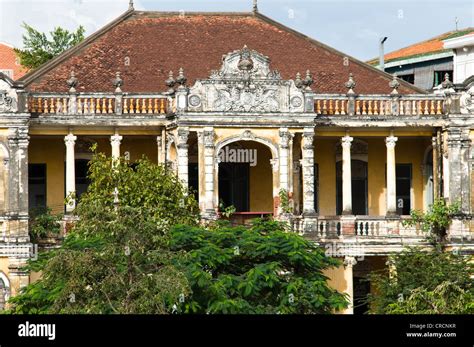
[216,139,275,215]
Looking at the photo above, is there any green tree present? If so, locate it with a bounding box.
[7,151,199,314]
[170,219,348,314]
[403,198,460,247]
[367,248,473,314]
[15,23,85,70]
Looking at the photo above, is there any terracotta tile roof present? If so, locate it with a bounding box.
[368,28,474,65]
[0,43,28,80]
[22,11,424,94]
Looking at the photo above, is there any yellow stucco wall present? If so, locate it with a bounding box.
[316,137,430,216]
[29,136,158,213]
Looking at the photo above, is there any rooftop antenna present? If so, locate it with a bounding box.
[253,0,258,13]
[128,0,134,11]
[379,37,388,71]
[455,17,459,31]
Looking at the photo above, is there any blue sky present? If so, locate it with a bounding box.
[0,0,473,61]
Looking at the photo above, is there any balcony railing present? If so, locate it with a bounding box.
[314,94,446,116]
[27,93,171,115]
[291,215,424,239]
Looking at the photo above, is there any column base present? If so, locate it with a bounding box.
[340,215,356,236]
[342,210,353,216]
[202,209,218,221]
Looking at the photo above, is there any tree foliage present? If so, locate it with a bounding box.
[14,23,85,70]
[170,219,348,314]
[403,198,460,246]
[8,152,199,314]
[367,247,473,314]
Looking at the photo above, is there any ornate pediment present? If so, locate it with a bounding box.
[187,46,307,113]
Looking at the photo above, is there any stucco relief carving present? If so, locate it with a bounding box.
[460,86,474,115]
[188,46,305,113]
[0,78,17,113]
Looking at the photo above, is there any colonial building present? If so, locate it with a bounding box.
[368,28,474,90]
[0,3,473,313]
[0,42,28,80]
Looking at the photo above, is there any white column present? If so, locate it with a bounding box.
[176,128,190,186]
[343,256,357,314]
[302,128,316,215]
[341,134,353,215]
[110,133,122,160]
[203,127,216,219]
[64,133,77,213]
[385,133,398,216]
[278,128,291,193]
[156,135,163,164]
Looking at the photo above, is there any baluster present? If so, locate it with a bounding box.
[142,99,146,114]
[136,99,140,113]
[329,99,333,115]
[373,100,378,115]
[322,100,327,114]
[365,222,369,236]
[379,100,384,115]
[336,222,341,236]
[148,98,152,113]
[362,100,367,115]
[108,99,113,113]
[43,99,48,113]
[84,99,89,114]
[375,222,380,236]
[160,99,165,114]
[124,99,129,114]
[319,222,324,237]
[78,99,83,114]
[399,100,404,115]
[63,98,68,114]
[325,222,330,237]
[101,98,106,114]
[436,100,442,115]
[368,100,373,115]
[90,98,95,114]
[356,100,361,115]
[153,99,159,113]
[430,100,435,115]
[37,98,43,113]
[341,100,346,115]
[411,100,415,115]
[334,100,339,115]
[130,99,135,113]
[49,98,55,113]
[423,100,429,115]
[30,98,36,113]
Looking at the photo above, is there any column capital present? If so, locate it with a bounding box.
[344,256,357,268]
[177,127,190,143]
[156,135,162,145]
[385,135,398,148]
[341,135,353,148]
[64,133,77,147]
[110,134,123,146]
[203,128,215,148]
[302,131,314,150]
[279,127,293,149]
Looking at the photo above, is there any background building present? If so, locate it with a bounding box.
[368,29,474,90]
[0,42,27,80]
